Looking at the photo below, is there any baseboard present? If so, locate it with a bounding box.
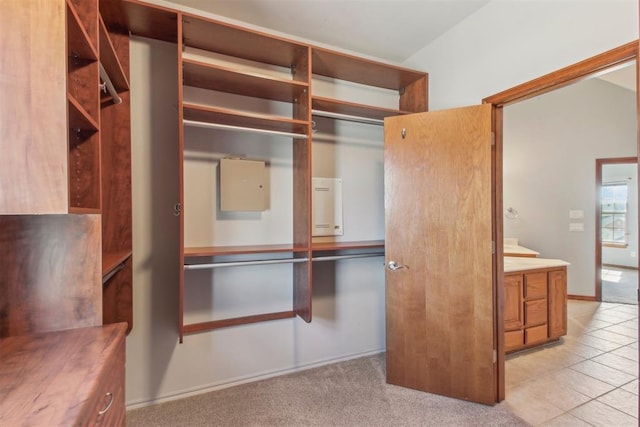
[568,294,597,301]
[125,348,385,410]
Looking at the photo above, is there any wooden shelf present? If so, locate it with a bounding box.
[66,1,98,61]
[102,250,132,278]
[312,240,385,251]
[183,103,308,136]
[182,14,308,69]
[99,15,129,93]
[183,311,295,334]
[312,97,410,122]
[184,244,309,257]
[183,59,308,103]
[68,94,99,133]
[117,0,179,43]
[312,47,426,91]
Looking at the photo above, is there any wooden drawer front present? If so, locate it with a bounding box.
[524,272,547,299]
[505,329,524,352]
[525,324,548,345]
[525,299,548,327]
[80,339,125,426]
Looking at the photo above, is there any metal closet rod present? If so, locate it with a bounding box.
[183,119,308,139]
[184,257,309,270]
[183,252,385,269]
[312,110,384,126]
[312,253,385,262]
[99,62,122,105]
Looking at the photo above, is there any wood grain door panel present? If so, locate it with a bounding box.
[384,104,496,404]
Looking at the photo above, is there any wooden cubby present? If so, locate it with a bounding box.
[0,0,134,336]
[118,0,427,341]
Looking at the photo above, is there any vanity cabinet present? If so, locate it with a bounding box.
[0,323,126,426]
[504,266,567,352]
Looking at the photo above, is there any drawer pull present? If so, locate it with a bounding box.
[98,392,114,415]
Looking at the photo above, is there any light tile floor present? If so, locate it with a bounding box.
[502,300,638,426]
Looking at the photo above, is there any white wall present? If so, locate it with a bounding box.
[602,163,639,268]
[502,79,637,297]
[128,37,389,406]
[404,0,638,110]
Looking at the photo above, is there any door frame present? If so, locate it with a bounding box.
[482,40,639,401]
[596,157,638,302]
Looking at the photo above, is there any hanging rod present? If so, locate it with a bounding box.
[312,110,384,126]
[184,257,309,270]
[99,62,122,105]
[312,253,385,262]
[183,119,308,139]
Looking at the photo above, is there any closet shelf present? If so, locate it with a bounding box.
[68,94,99,133]
[183,58,308,103]
[183,103,308,137]
[69,207,101,215]
[183,311,295,334]
[312,97,410,123]
[312,47,426,91]
[312,240,385,251]
[67,1,98,61]
[182,14,308,69]
[99,15,129,93]
[103,250,132,279]
[184,244,309,257]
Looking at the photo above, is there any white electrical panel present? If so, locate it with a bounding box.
[312,177,343,236]
[220,158,267,212]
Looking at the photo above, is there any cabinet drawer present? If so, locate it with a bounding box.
[525,299,548,326]
[79,339,125,426]
[505,329,524,352]
[524,272,547,299]
[525,324,548,345]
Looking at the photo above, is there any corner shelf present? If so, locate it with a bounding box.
[68,94,99,134]
[67,1,98,61]
[312,97,411,123]
[99,15,129,93]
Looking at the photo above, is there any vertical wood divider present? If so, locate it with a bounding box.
[177,12,186,342]
[399,75,428,113]
[293,46,313,322]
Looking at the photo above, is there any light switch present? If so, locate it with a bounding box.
[569,223,584,232]
[569,210,584,219]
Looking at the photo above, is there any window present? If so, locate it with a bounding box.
[601,182,628,246]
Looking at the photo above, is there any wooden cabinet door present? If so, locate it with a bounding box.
[504,274,523,331]
[384,104,496,405]
[549,269,567,338]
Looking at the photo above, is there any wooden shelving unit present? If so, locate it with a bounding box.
[117,0,426,341]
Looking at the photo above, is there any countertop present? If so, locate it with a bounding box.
[504,256,570,273]
[503,244,540,257]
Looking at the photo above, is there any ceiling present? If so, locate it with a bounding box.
[159,0,490,63]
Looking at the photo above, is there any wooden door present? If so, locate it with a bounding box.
[384,104,497,404]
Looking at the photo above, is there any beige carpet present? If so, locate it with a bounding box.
[127,354,528,426]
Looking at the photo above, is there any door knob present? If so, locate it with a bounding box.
[388,261,408,271]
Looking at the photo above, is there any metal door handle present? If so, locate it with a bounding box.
[388,261,408,271]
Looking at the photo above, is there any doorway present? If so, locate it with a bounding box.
[597,157,639,304]
[484,41,639,401]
